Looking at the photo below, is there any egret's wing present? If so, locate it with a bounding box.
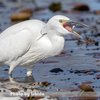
[0,20,46,64]
[0,28,36,63]
[0,20,45,40]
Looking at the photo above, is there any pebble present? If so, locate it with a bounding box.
[53,84,55,86]
[57,88,60,91]
[67,78,70,80]
[49,68,63,73]
[70,50,73,53]
[95,41,99,46]
[3,69,9,71]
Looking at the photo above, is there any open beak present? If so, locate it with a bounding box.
[66,20,89,28]
[63,20,89,43]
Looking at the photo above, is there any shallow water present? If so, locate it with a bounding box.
[0,0,100,100]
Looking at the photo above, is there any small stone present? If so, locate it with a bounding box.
[79,18,84,22]
[10,13,31,21]
[31,88,34,91]
[49,68,63,73]
[67,78,70,80]
[4,69,9,71]
[92,86,95,88]
[42,81,51,87]
[50,87,52,89]
[95,42,99,46]
[83,30,87,33]
[0,1,5,8]
[53,84,55,86]
[94,10,100,15]
[93,78,95,80]
[49,2,61,12]
[97,77,99,79]
[57,88,60,91]
[75,83,78,85]
[10,88,20,92]
[72,4,90,11]
[70,50,73,53]
[78,84,94,91]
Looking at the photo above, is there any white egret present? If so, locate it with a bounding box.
[0,15,88,76]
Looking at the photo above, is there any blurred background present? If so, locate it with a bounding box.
[0,0,100,32]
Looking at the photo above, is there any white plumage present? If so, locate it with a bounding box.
[0,15,87,76]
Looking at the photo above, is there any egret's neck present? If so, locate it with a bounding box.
[47,30,65,56]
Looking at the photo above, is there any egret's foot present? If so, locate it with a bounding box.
[9,75,16,83]
[26,66,33,76]
[27,71,32,76]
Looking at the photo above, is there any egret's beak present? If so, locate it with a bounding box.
[66,20,89,28]
[62,20,89,43]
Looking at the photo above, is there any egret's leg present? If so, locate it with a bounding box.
[9,63,16,75]
[26,66,34,76]
[9,75,17,83]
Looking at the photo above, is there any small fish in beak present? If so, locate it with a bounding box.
[63,20,90,44]
[63,20,89,33]
[72,25,75,31]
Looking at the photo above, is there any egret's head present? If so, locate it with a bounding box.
[47,15,89,39]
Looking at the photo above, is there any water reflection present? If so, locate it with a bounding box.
[9,75,35,83]
[0,75,59,100]
[0,75,98,100]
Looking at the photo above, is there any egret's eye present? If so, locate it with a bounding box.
[59,19,63,23]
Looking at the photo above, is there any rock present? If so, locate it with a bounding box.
[49,2,61,12]
[42,81,51,87]
[78,84,94,91]
[95,41,99,46]
[49,68,63,73]
[72,4,89,11]
[94,10,100,15]
[10,13,31,21]
[3,69,9,71]
[0,1,5,8]
[10,88,20,92]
